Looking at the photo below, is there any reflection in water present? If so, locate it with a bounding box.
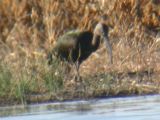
[0,95,160,120]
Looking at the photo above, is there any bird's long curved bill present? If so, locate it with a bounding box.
[103,35,113,64]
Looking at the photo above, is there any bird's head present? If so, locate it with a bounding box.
[93,15,109,36]
[93,15,113,64]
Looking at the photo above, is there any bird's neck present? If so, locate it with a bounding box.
[92,34,101,51]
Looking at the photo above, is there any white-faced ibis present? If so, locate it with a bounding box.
[48,16,113,80]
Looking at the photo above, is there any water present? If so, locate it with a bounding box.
[1,95,160,120]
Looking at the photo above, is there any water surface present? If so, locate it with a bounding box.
[1,95,160,120]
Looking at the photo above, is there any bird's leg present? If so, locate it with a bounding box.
[74,44,81,81]
[74,61,80,81]
[60,61,70,81]
[64,62,71,74]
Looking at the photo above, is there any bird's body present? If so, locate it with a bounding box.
[48,16,112,80]
[53,30,100,64]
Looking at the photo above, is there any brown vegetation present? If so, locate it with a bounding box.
[0,0,160,105]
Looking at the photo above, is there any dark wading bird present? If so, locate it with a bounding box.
[48,16,113,80]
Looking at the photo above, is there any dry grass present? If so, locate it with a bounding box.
[0,0,160,105]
